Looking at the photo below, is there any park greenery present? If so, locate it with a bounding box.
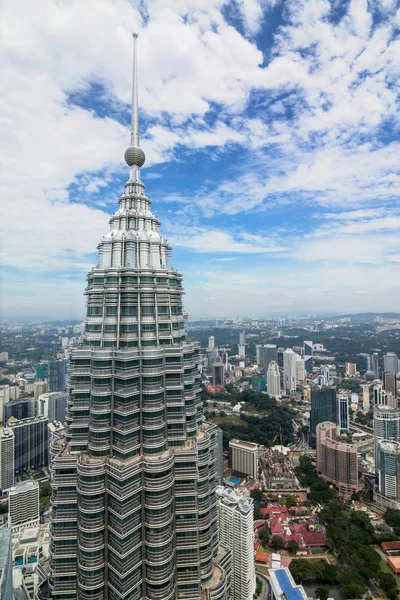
[206,389,295,449]
[290,456,399,599]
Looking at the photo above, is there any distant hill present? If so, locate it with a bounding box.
[334,313,400,322]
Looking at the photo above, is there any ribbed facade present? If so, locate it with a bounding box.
[44,36,230,600]
[378,441,400,500]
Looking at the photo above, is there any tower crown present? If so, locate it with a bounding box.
[124,33,146,170]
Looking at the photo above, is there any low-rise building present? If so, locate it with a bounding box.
[270,567,308,600]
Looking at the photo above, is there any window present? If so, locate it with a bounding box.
[87,306,102,315]
[157,306,169,314]
[142,324,155,331]
[105,306,117,316]
[121,306,137,316]
[140,276,153,283]
[106,277,119,283]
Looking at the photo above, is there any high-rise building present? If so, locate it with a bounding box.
[377,441,400,507]
[9,480,40,531]
[238,344,245,359]
[255,344,262,365]
[212,362,225,386]
[6,416,49,475]
[361,384,370,411]
[34,381,48,400]
[383,372,397,400]
[316,422,361,498]
[337,395,349,431]
[283,348,297,394]
[0,351,9,362]
[35,359,68,393]
[384,352,398,374]
[9,385,20,401]
[0,385,10,424]
[43,36,230,600]
[216,487,255,600]
[0,528,13,600]
[373,404,400,467]
[345,362,357,376]
[366,354,373,372]
[229,439,258,480]
[372,352,380,379]
[0,427,14,491]
[295,355,305,382]
[303,341,313,374]
[267,361,281,398]
[215,427,224,486]
[310,387,337,442]
[37,392,67,424]
[208,336,215,352]
[239,331,245,346]
[3,397,35,423]
[263,344,277,371]
[277,348,284,368]
[374,383,396,408]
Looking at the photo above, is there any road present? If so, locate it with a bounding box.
[256,572,270,600]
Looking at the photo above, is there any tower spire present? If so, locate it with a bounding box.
[124,32,146,177]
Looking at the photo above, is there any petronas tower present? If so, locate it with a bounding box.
[43,35,231,600]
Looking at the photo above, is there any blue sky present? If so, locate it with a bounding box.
[1,0,399,319]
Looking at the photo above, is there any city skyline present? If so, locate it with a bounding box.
[1,0,400,320]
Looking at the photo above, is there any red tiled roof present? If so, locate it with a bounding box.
[270,521,284,535]
[261,506,288,516]
[302,530,326,547]
[255,552,268,563]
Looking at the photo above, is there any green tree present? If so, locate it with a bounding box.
[286,539,299,555]
[314,586,329,600]
[259,527,270,546]
[289,559,313,583]
[384,508,400,528]
[270,535,284,550]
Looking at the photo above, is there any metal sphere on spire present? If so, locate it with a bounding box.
[125,32,146,169]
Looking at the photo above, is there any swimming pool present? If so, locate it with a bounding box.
[229,476,241,485]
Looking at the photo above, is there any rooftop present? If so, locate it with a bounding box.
[271,568,308,600]
[230,439,258,450]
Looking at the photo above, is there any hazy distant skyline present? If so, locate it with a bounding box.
[1,0,399,319]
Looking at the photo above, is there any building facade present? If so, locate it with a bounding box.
[373,404,400,467]
[263,345,277,371]
[0,528,13,600]
[43,36,230,600]
[384,352,398,374]
[37,392,67,424]
[383,372,397,400]
[283,348,297,394]
[229,439,258,480]
[337,395,349,431]
[216,487,255,600]
[3,398,35,423]
[267,361,281,398]
[316,422,361,497]
[310,387,337,442]
[0,427,14,490]
[377,441,400,508]
[9,481,40,531]
[212,363,225,387]
[303,341,313,374]
[6,416,49,475]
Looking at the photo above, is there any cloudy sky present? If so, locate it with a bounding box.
[1,0,399,320]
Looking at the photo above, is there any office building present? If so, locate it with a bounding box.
[229,439,258,480]
[216,487,255,600]
[310,387,337,442]
[0,427,14,491]
[255,344,262,365]
[212,362,225,386]
[346,362,357,376]
[373,404,400,466]
[337,395,349,431]
[372,352,380,379]
[384,352,398,374]
[208,335,215,352]
[3,398,35,423]
[37,392,67,424]
[9,481,40,531]
[43,36,230,600]
[0,385,10,424]
[377,441,400,508]
[263,344,277,370]
[295,355,305,382]
[251,377,266,392]
[0,528,13,600]
[366,354,373,372]
[283,348,297,394]
[6,416,49,475]
[374,383,396,408]
[303,340,313,374]
[239,331,245,346]
[270,568,307,600]
[383,372,397,400]
[362,384,370,411]
[277,348,284,368]
[238,344,245,359]
[267,361,281,398]
[316,422,361,497]
[9,385,20,401]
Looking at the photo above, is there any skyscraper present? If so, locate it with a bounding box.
[212,363,225,386]
[373,404,400,467]
[310,387,337,442]
[303,341,313,374]
[207,336,215,352]
[383,372,397,400]
[316,422,360,497]
[44,35,230,600]
[216,487,255,600]
[377,441,400,507]
[9,480,40,531]
[37,392,67,424]
[0,427,14,491]
[337,395,349,431]
[283,348,297,394]
[267,361,281,398]
[384,352,398,374]
[372,352,380,379]
[6,416,48,475]
[263,344,277,371]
